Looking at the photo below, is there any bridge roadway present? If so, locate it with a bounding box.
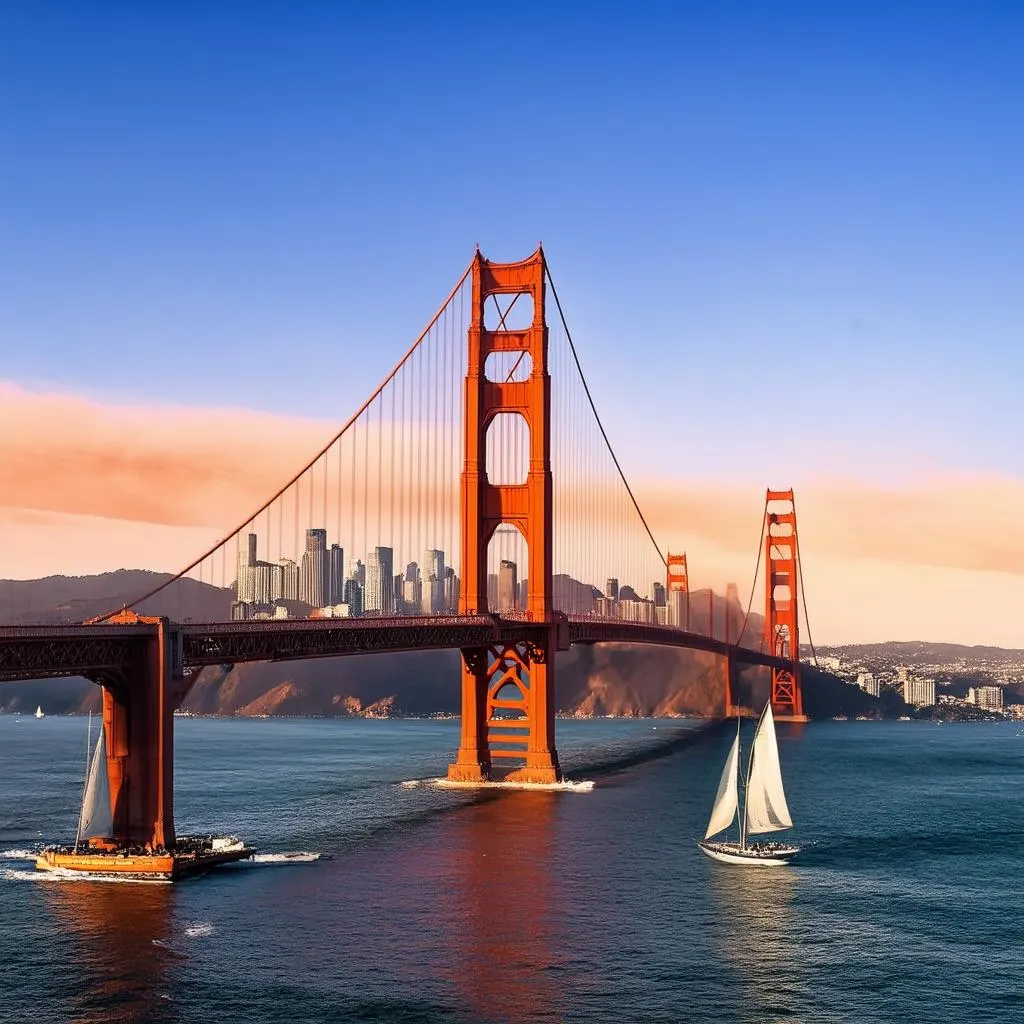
[0,615,786,684]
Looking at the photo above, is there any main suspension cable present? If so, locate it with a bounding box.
[545,266,666,568]
[735,506,767,649]
[98,261,474,620]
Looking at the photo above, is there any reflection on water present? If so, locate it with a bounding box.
[445,791,566,1024]
[43,880,176,1024]
[709,865,801,1015]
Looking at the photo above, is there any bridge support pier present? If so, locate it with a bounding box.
[94,616,179,850]
[449,635,560,784]
[724,650,737,719]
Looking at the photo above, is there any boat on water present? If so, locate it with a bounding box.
[697,704,800,867]
[36,715,254,881]
[34,706,44,719]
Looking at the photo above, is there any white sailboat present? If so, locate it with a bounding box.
[74,714,114,851]
[698,703,800,866]
[34,705,44,719]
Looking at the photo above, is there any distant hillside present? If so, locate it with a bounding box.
[810,640,1024,664]
[0,646,903,722]
[0,570,232,624]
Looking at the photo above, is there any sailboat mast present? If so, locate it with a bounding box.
[74,711,92,854]
[735,714,744,849]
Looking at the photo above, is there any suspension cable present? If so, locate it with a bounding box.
[735,506,767,648]
[545,266,666,567]
[794,495,819,667]
[97,261,474,621]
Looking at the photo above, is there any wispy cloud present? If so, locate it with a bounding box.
[0,382,332,528]
[2,382,1021,645]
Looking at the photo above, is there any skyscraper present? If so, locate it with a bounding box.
[236,532,259,602]
[299,528,329,607]
[498,559,518,612]
[343,576,363,616]
[364,546,394,614]
[328,544,345,604]
[421,550,446,613]
[278,559,299,601]
[605,578,619,602]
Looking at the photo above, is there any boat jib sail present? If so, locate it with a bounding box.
[704,732,740,840]
[743,703,793,835]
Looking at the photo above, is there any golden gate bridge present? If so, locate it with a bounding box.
[0,246,815,853]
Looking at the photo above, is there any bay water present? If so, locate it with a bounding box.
[1,716,1021,1023]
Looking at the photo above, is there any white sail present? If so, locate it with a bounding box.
[744,704,793,835]
[704,733,740,839]
[77,727,114,840]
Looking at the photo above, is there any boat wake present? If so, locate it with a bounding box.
[244,851,328,865]
[1,865,170,884]
[184,922,215,938]
[430,777,595,793]
[0,849,37,861]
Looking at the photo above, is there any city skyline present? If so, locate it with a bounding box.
[227,526,690,627]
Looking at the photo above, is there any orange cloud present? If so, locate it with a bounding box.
[635,477,1024,579]
[0,382,332,528]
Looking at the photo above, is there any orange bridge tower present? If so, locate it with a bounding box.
[763,489,809,722]
[448,247,561,784]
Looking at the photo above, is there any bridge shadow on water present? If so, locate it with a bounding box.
[564,718,729,780]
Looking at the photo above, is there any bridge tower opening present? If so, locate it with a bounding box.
[763,489,809,722]
[448,247,561,784]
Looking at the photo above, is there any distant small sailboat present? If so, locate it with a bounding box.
[698,704,800,866]
[34,706,44,719]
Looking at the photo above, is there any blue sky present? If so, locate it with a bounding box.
[2,1,1022,483]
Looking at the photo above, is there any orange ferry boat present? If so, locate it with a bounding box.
[36,716,253,882]
[35,835,254,882]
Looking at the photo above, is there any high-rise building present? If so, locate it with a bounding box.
[278,559,299,601]
[667,589,688,629]
[968,685,1003,710]
[343,576,363,617]
[236,532,259,602]
[299,529,329,607]
[497,560,518,612]
[328,544,345,604]
[904,677,936,707]
[402,577,422,613]
[856,671,879,698]
[605,578,619,602]
[652,582,666,607]
[352,559,366,588]
[444,567,459,612]
[364,546,394,614]
[423,550,445,585]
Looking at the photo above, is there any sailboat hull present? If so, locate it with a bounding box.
[35,836,254,882]
[697,840,799,866]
